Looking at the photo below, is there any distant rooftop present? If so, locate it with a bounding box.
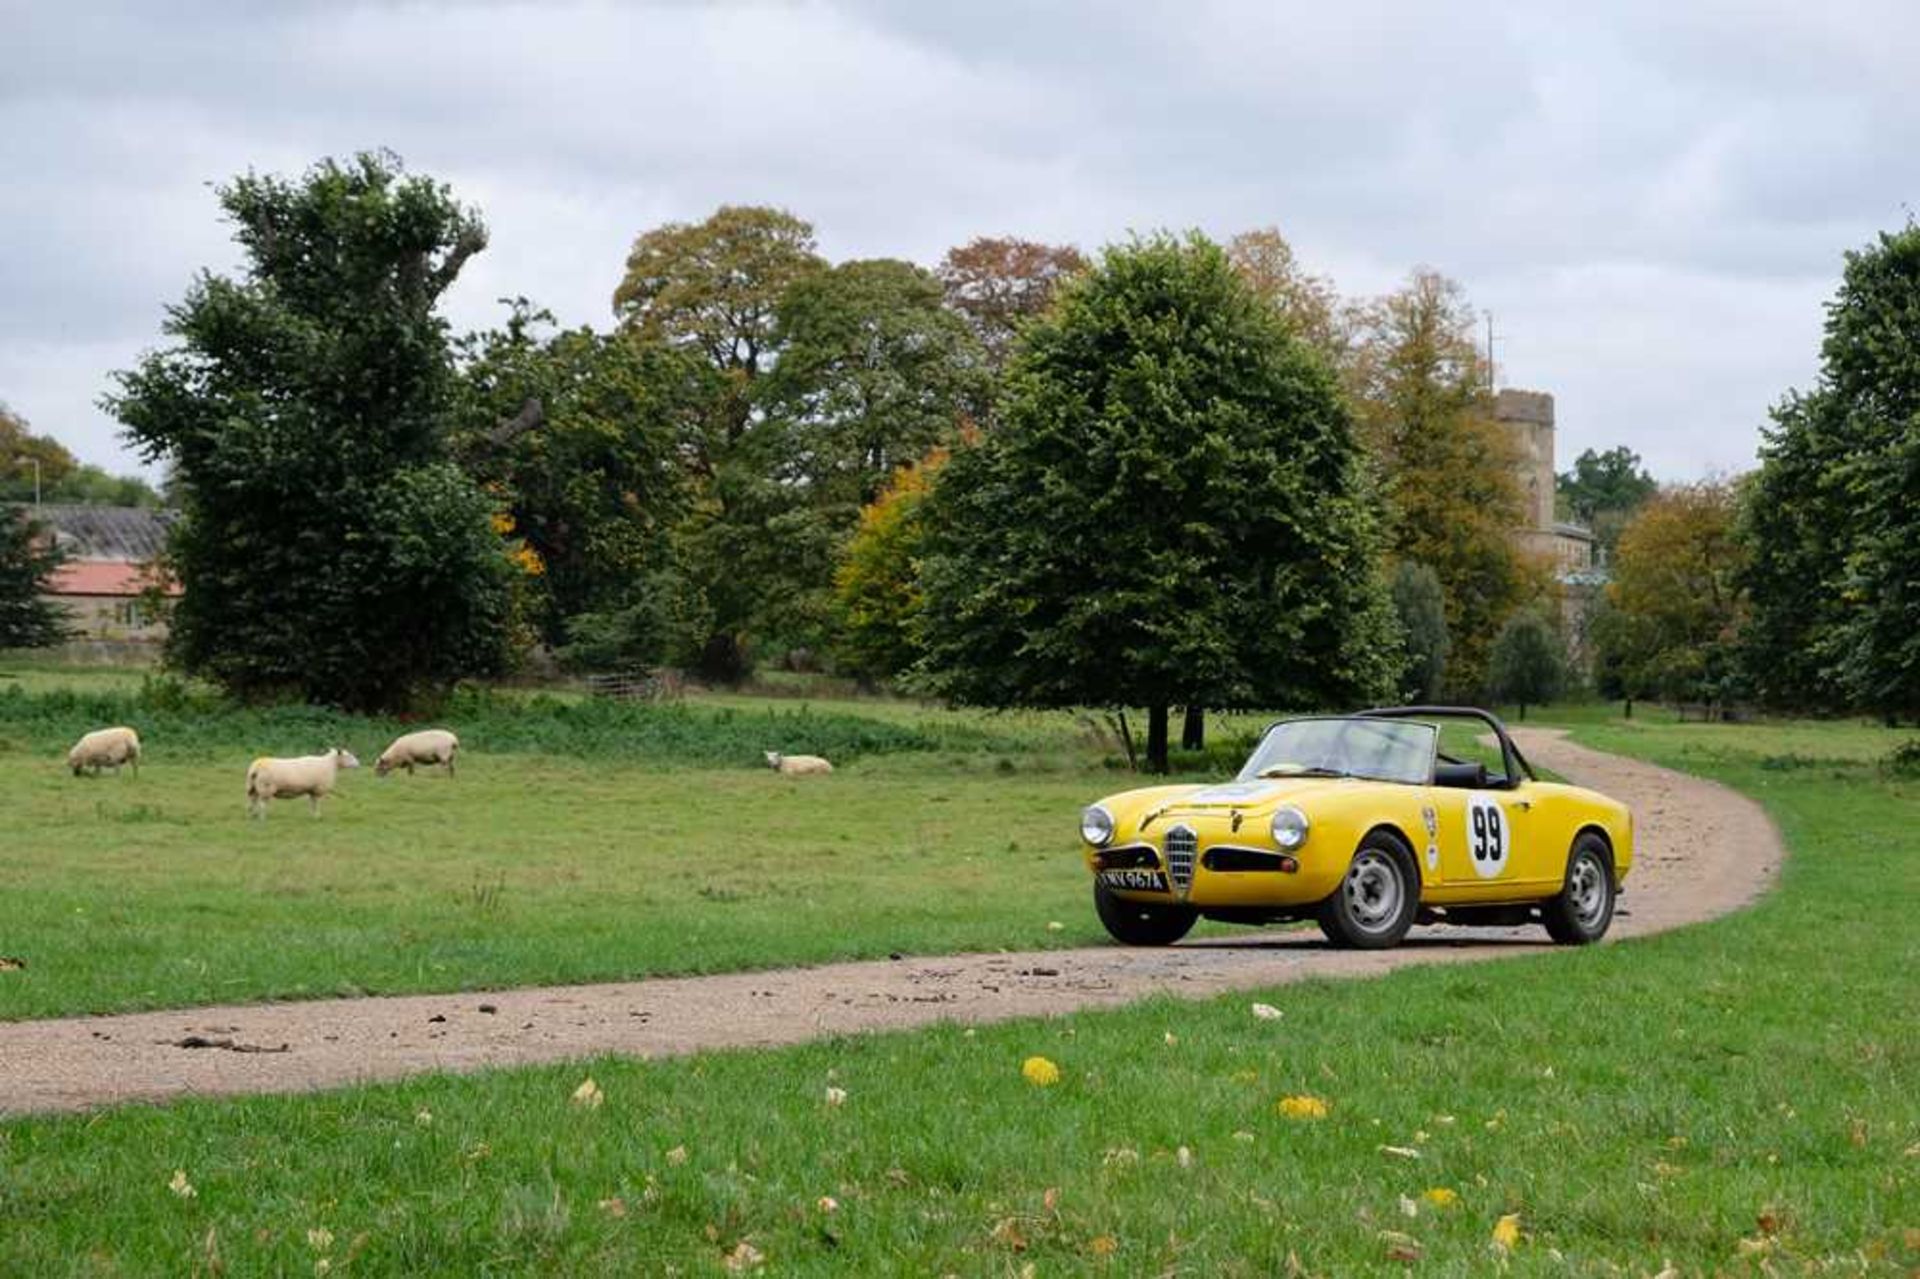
[9,503,175,563]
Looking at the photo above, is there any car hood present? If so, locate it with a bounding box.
[1138,777,1355,823]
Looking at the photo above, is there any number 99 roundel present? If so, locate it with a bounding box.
[1466,793,1509,878]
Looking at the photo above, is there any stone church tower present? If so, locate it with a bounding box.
[1495,388,1594,572]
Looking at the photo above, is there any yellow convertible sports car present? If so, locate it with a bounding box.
[1080,706,1632,949]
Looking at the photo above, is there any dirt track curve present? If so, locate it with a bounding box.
[0,730,1783,1116]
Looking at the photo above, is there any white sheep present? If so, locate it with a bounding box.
[68,726,141,777]
[246,748,360,819]
[375,728,459,778]
[765,750,833,776]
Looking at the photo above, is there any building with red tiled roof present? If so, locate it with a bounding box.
[11,504,180,643]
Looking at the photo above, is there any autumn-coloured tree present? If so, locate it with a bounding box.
[1225,228,1350,368]
[1348,270,1528,691]
[936,236,1086,371]
[832,450,946,683]
[612,205,824,470]
[1602,481,1747,708]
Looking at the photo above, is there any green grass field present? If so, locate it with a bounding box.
[2,678,1916,1272]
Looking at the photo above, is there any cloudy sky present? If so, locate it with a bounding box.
[3,0,1911,482]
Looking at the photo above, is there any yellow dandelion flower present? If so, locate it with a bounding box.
[1491,1213,1521,1251]
[1276,1095,1329,1120]
[1422,1187,1460,1209]
[1022,1056,1062,1087]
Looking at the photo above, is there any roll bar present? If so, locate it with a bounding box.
[1355,705,1537,787]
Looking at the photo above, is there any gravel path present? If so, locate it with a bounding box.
[0,730,1782,1116]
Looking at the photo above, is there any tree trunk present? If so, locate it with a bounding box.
[1146,704,1171,774]
[1624,697,1633,720]
[1518,703,1528,721]
[1113,710,1138,773]
[1181,705,1205,751]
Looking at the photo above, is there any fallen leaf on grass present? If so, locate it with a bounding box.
[666,1145,689,1166]
[1102,1147,1140,1167]
[816,1196,838,1214]
[824,1086,848,1107]
[1022,1057,1061,1087]
[1398,1195,1419,1218]
[570,1078,604,1109]
[1378,1145,1422,1160]
[724,1240,765,1270]
[1755,1208,1781,1235]
[991,1217,1029,1251]
[1421,1187,1459,1209]
[1251,1003,1283,1021]
[1735,1235,1776,1258]
[306,1228,333,1252]
[598,1198,626,1218]
[1232,1130,1255,1143]
[1849,1119,1869,1148]
[168,1170,196,1199]
[1088,1234,1118,1257]
[1043,1187,1060,1211]
[1380,1230,1423,1262]
[1491,1213,1521,1251]
[0,956,25,971]
[1276,1095,1328,1120]
[1163,1032,1178,1046]
[1176,1146,1193,1169]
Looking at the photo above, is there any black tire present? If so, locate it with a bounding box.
[1544,833,1615,945]
[1316,830,1420,950]
[1093,880,1198,946]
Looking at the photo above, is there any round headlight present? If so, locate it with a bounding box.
[1080,804,1115,847]
[1270,805,1310,850]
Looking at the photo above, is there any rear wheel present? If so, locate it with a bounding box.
[1544,834,1615,944]
[1316,831,1419,949]
[1093,880,1198,946]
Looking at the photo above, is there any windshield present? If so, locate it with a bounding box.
[1236,717,1437,786]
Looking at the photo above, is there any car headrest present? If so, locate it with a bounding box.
[1434,760,1488,789]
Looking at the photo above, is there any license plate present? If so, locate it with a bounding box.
[1098,869,1169,892]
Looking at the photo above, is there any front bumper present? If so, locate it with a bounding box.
[1085,818,1343,908]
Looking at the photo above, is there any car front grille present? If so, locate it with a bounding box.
[1165,825,1197,893]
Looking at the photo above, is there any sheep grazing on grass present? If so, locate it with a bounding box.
[246,748,360,819]
[68,726,141,777]
[375,729,459,778]
[765,751,833,776]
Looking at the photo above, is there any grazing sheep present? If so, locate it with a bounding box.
[765,750,833,776]
[246,748,359,819]
[375,728,459,778]
[68,726,141,777]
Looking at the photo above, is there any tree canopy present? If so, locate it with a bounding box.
[936,237,1086,372]
[108,151,513,709]
[1487,608,1564,719]
[1602,482,1747,708]
[1556,445,1656,551]
[917,234,1399,771]
[1742,223,1920,718]
[1348,270,1530,692]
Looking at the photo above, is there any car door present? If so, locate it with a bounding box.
[1428,785,1535,900]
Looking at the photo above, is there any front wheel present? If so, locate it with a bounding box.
[1544,835,1615,944]
[1316,832,1419,949]
[1093,880,1198,946]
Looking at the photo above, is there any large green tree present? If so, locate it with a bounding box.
[0,508,70,648]
[918,234,1399,772]
[1388,560,1450,702]
[109,152,514,709]
[611,206,826,678]
[455,301,696,647]
[1605,482,1747,710]
[1743,223,1920,717]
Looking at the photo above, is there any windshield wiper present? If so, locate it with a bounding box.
[1257,765,1351,779]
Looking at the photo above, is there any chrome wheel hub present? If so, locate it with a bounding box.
[1570,855,1608,927]
[1344,850,1402,932]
